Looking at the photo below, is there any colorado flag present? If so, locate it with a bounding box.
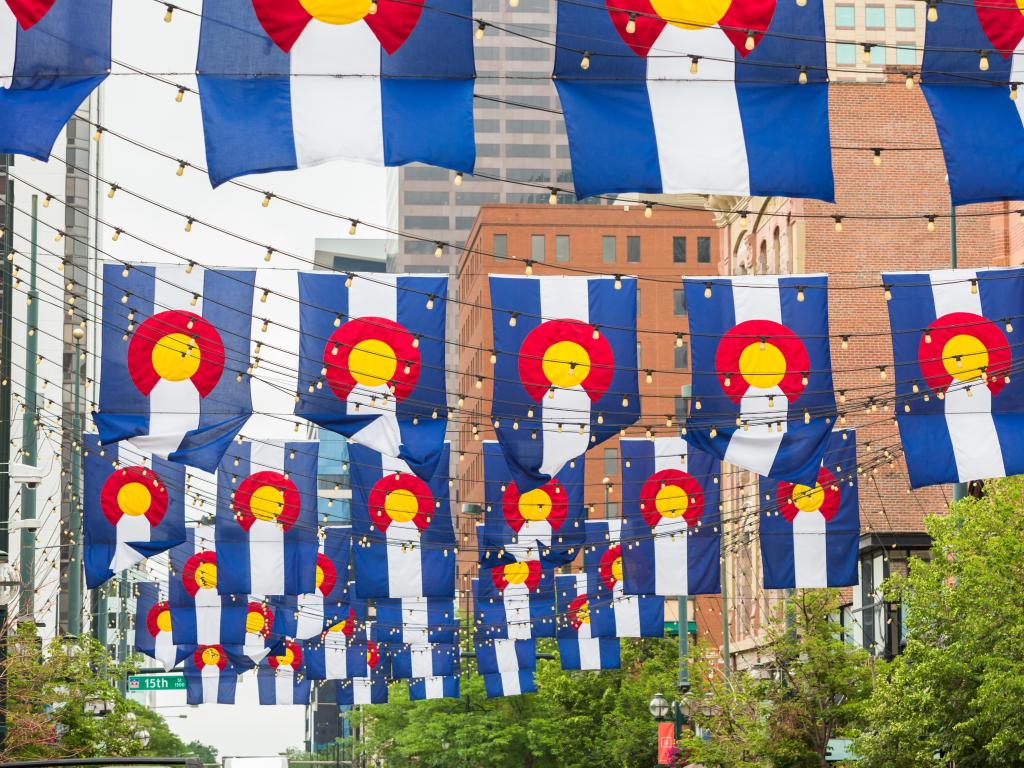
[297,273,448,480]
[490,276,640,492]
[921,3,1024,205]
[684,275,836,485]
[215,440,318,596]
[184,645,239,705]
[134,582,190,672]
[336,626,389,705]
[474,638,536,674]
[258,640,312,705]
[474,565,556,640]
[375,597,459,645]
[884,268,1024,487]
[197,0,475,187]
[760,429,859,588]
[620,437,720,596]
[350,442,455,598]
[96,264,255,472]
[585,520,664,638]
[479,441,585,569]
[304,615,369,680]
[389,643,457,680]
[409,676,460,701]
[556,574,620,672]
[0,0,110,159]
[169,529,248,649]
[552,0,833,200]
[83,435,186,589]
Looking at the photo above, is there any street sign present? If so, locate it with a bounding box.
[128,674,186,691]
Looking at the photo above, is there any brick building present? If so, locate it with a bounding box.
[710,69,1017,667]
[455,201,725,647]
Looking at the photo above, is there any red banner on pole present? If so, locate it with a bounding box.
[657,721,676,765]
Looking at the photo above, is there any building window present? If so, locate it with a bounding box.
[603,447,618,476]
[403,191,449,205]
[507,144,551,158]
[895,44,916,66]
[531,234,545,263]
[870,44,888,66]
[505,120,552,134]
[673,289,687,316]
[626,236,641,263]
[672,236,687,263]
[604,501,619,519]
[674,344,689,369]
[636,341,642,367]
[403,216,449,230]
[865,5,885,28]
[697,236,711,264]
[895,6,915,29]
[475,119,501,133]
[674,395,688,422]
[602,235,616,263]
[493,234,507,262]
[835,42,856,66]
[834,4,854,28]
[555,234,570,263]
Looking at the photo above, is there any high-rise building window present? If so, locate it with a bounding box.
[555,234,570,263]
[673,236,687,263]
[531,234,545,263]
[674,344,689,369]
[895,6,915,28]
[895,44,916,65]
[493,233,508,263]
[673,289,687,316]
[627,236,641,263]
[697,237,711,263]
[865,5,885,28]
[869,44,887,66]
[602,235,616,263]
[507,144,551,158]
[603,447,618,476]
[835,42,856,66]
[834,4,855,28]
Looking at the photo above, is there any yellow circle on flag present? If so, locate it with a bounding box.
[542,341,591,389]
[195,562,218,590]
[384,488,419,523]
[654,485,689,518]
[738,342,786,389]
[300,0,374,24]
[315,564,326,589]
[156,610,172,633]
[519,488,553,521]
[151,332,202,382]
[791,483,825,512]
[649,0,732,29]
[611,556,624,584]
[246,611,267,635]
[201,646,221,666]
[349,338,398,388]
[329,619,349,633]
[941,334,989,382]
[117,482,152,517]
[250,485,285,522]
[277,646,296,667]
[503,561,531,585]
[576,600,591,624]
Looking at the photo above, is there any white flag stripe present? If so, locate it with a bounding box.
[247,442,287,595]
[792,512,828,587]
[0,3,15,88]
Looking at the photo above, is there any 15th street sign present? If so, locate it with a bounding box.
[128,674,186,691]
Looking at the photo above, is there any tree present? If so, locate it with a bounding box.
[856,477,1024,768]
[680,590,873,768]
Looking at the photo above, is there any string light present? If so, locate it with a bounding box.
[744,31,755,51]
[798,66,808,85]
[862,44,872,65]
[927,215,936,233]
[163,4,173,22]
[644,202,653,218]
[580,51,590,70]
[175,87,186,103]
[434,243,444,259]
[261,192,273,208]
[905,72,915,90]
[42,194,52,208]
[524,259,533,276]
[454,172,464,186]
[872,148,882,166]
[548,188,559,205]
[369,0,378,12]
[833,216,843,233]
[476,20,486,39]
[689,56,699,75]
[978,51,989,72]
[626,12,637,33]
[107,184,118,199]
[927,0,938,22]
[184,217,194,233]
[884,284,892,301]
[175,161,186,177]
[841,336,849,350]
[1012,84,1019,102]
[264,247,274,262]
[93,126,104,142]
[112,228,121,242]
[704,282,713,299]
[675,333,684,348]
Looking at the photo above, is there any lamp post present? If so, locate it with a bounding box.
[650,692,689,766]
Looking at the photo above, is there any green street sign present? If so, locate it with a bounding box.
[128,674,186,692]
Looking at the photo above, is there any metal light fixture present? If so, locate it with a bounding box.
[648,692,671,720]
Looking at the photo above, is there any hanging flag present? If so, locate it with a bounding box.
[483,669,535,698]
[684,275,837,485]
[479,441,585,569]
[296,273,449,480]
[389,643,458,680]
[257,640,312,705]
[409,676,460,701]
[490,276,640,492]
[920,4,1024,205]
[83,435,186,589]
[272,526,363,640]
[96,264,256,473]
[336,625,389,705]
[619,437,721,596]
[0,0,110,159]
[884,267,1024,486]
[350,442,455,598]
[551,0,832,201]
[474,638,537,675]
[759,429,859,589]
[240,600,285,665]
[168,529,248,649]
[134,582,190,672]
[584,520,664,638]
[215,440,318,596]
[473,565,556,641]
[304,614,369,680]
[184,645,240,705]
[196,0,475,187]
[556,574,620,672]
[374,597,459,645]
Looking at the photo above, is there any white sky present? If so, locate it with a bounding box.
[107,0,387,755]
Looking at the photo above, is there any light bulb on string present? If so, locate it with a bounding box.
[927,0,938,22]
[833,216,843,233]
[689,56,699,75]
[434,242,444,258]
[798,66,808,85]
[905,72,915,89]
[872,148,882,166]
[626,12,636,33]
[744,31,755,50]
[163,4,174,22]
[979,51,989,71]
[175,87,186,103]
[580,51,590,70]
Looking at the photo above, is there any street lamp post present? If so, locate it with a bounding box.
[650,692,689,766]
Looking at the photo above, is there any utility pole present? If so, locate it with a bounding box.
[18,195,39,620]
[721,547,730,677]
[677,596,690,690]
[67,327,85,635]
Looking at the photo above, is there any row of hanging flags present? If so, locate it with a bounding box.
[6,1,1024,204]
[85,263,1024,700]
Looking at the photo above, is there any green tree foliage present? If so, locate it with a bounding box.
[680,590,873,768]
[856,477,1024,768]
[356,638,680,768]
